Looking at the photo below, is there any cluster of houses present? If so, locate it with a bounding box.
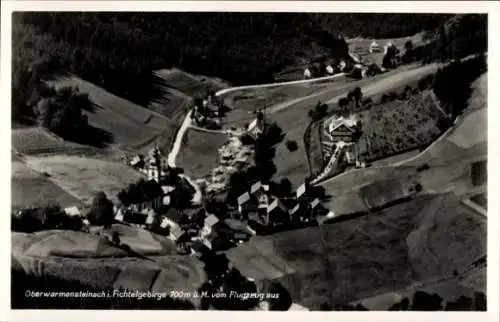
[192,91,223,129]
[237,181,336,228]
[113,201,254,254]
[368,40,396,54]
[304,40,404,81]
[304,59,348,80]
[116,143,257,254]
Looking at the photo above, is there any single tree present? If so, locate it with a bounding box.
[286,140,298,152]
[404,39,414,51]
[433,24,449,62]
[338,97,349,110]
[111,231,121,246]
[88,191,114,228]
[352,87,363,106]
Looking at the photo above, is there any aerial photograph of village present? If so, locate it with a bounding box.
[9,10,487,311]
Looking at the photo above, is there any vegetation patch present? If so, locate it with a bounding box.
[357,91,444,162]
[23,155,146,205]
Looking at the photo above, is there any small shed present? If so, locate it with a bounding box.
[64,206,81,217]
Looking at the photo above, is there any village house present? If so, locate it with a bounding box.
[304,68,312,79]
[369,40,382,53]
[160,208,189,241]
[383,41,394,55]
[262,198,289,227]
[326,64,335,75]
[201,214,220,238]
[202,231,219,250]
[237,191,253,215]
[126,195,163,213]
[325,115,358,142]
[309,198,336,225]
[350,64,368,79]
[249,181,271,209]
[64,206,81,217]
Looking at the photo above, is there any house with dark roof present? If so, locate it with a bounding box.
[114,209,152,227]
[237,191,253,215]
[247,114,266,139]
[309,198,335,225]
[201,214,220,238]
[249,181,272,209]
[119,179,164,213]
[328,121,356,142]
[202,231,219,250]
[159,208,189,241]
[64,206,81,217]
[266,199,290,227]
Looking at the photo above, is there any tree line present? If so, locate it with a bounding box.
[12,13,452,110]
[402,14,487,64]
[432,54,487,118]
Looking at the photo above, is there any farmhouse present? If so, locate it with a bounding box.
[351,64,368,79]
[325,116,357,142]
[250,181,271,208]
[64,206,81,217]
[263,198,289,227]
[369,40,382,53]
[304,68,312,79]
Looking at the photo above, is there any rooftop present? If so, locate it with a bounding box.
[204,214,220,227]
[238,192,251,205]
[64,206,81,217]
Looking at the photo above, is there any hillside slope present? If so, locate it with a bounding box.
[227,192,485,310]
[46,76,183,154]
[12,227,206,308]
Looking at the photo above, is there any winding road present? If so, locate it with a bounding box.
[166,63,444,205]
